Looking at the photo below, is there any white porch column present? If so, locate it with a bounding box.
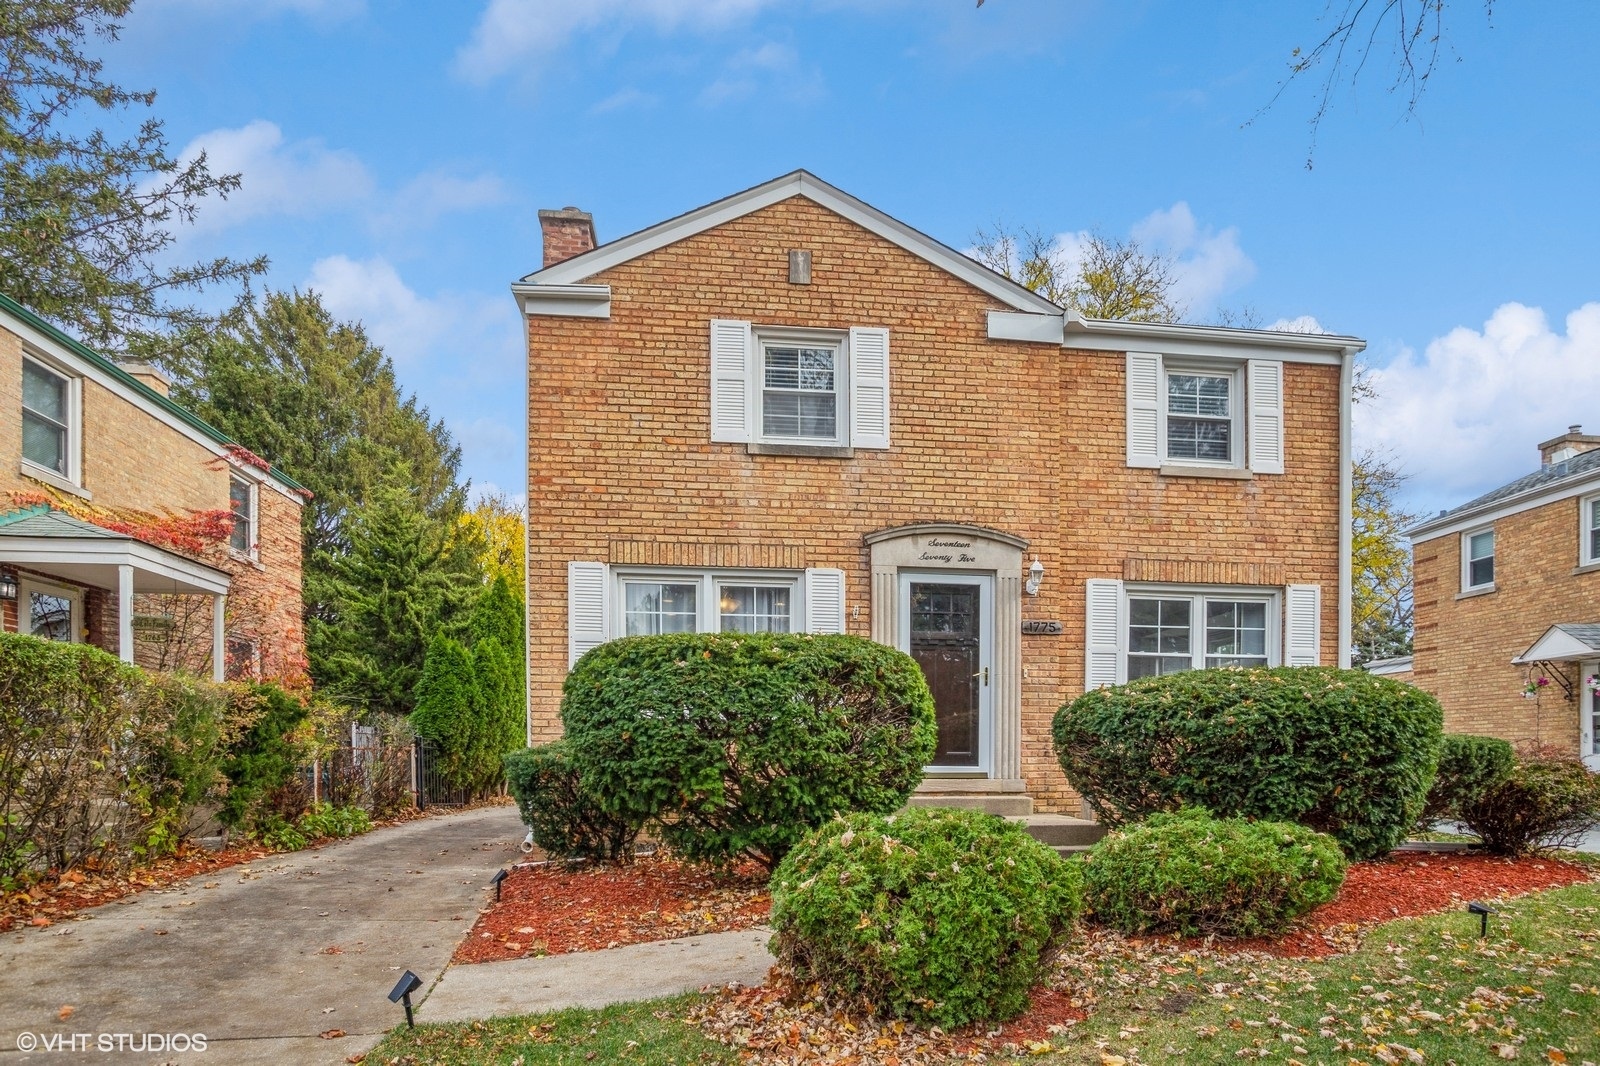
[117,564,134,663]
[212,593,226,683]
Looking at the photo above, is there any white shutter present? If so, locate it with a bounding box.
[1126,352,1162,468]
[1284,583,1322,666]
[849,326,891,449]
[1084,578,1124,689]
[804,568,846,634]
[567,561,608,667]
[709,318,753,443]
[1247,359,1285,474]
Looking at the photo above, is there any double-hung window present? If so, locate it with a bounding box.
[22,357,75,479]
[1125,353,1282,474]
[1462,528,1495,591]
[1126,591,1272,679]
[709,320,890,450]
[1164,368,1237,464]
[761,341,839,443]
[1583,495,1600,567]
[229,475,257,556]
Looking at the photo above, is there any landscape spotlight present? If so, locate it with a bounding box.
[491,867,508,902]
[388,970,424,1028]
[1467,901,1495,938]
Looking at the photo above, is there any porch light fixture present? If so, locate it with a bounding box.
[0,572,15,601]
[1467,901,1494,938]
[1025,557,1044,596]
[388,969,424,1028]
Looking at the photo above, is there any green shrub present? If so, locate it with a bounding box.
[411,633,480,791]
[504,742,642,862]
[1081,808,1346,937]
[563,633,936,870]
[1053,667,1443,860]
[1418,734,1516,827]
[297,803,372,840]
[259,816,308,852]
[218,683,311,832]
[472,636,523,790]
[769,808,1082,1028]
[1457,749,1600,855]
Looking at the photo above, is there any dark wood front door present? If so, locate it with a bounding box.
[908,582,981,767]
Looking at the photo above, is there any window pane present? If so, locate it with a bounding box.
[1167,373,1229,417]
[1469,531,1494,561]
[624,582,698,635]
[764,347,799,389]
[797,394,836,437]
[1205,599,1267,662]
[1166,417,1231,462]
[719,585,792,633]
[1128,598,1190,666]
[229,478,252,552]
[30,591,73,642]
[22,361,66,422]
[763,344,837,440]
[1467,531,1494,586]
[21,412,66,473]
[1127,655,1194,679]
[1469,556,1494,587]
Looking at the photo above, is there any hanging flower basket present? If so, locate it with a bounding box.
[1523,676,1551,698]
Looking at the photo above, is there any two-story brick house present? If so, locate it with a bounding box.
[1407,426,1600,770]
[0,294,307,683]
[519,172,1361,814]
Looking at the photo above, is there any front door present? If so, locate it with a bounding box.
[1584,659,1599,772]
[899,573,993,774]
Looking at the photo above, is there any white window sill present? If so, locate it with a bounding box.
[1158,464,1251,480]
[747,442,855,458]
[1574,561,1600,576]
[1456,584,1496,600]
[228,547,265,571]
[20,461,91,501]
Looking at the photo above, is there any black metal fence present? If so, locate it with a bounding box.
[300,725,419,815]
[414,737,472,808]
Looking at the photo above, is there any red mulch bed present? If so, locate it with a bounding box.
[452,853,771,965]
[1197,852,1594,958]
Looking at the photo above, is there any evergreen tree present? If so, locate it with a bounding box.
[471,636,521,789]
[410,633,478,789]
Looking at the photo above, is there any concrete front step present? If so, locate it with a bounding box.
[1009,813,1108,849]
[906,793,1033,816]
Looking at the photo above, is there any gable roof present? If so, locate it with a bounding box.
[515,170,1063,315]
[1512,622,1600,664]
[0,506,121,538]
[0,292,309,499]
[1408,447,1600,540]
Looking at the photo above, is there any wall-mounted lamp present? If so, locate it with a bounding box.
[1025,557,1045,596]
[0,572,15,601]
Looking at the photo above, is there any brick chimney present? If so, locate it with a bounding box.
[1539,424,1600,466]
[539,207,596,269]
[117,360,171,397]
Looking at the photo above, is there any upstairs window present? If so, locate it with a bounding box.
[22,357,73,478]
[1126,353,1282,474]
[761,342,839,442]
[1463,528,1495,591]
[229,475,256,556]
[1584,495,1600,566]
[709,321,890,450]
[1165,369,1235,464]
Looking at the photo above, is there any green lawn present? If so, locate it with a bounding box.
[369,882,1600,1065]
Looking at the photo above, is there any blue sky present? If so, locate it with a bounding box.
[97,0,1600,519]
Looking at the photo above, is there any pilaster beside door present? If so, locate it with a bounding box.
[1584,659,1599,772]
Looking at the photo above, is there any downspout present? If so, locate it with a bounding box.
[522,305,534,748]
[1337,346,1356,668]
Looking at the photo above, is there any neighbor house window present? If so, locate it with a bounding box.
[19,577,79,643]
[1127,592,1274,679]
[1165,366,1239,465]
[1584,494,1600,566]
[1463,528,1495,590]
[21,357,73,478]
[226,636,259,681]
[761,340,841,443]
[229,475,256,555]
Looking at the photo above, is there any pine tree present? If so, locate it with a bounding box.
[411,633,478,789]
[471,636,521,789]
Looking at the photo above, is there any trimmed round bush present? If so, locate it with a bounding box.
[1457,749,1600,855]
[1053,666,1444,860]
[563,633,936,870]
[1082,808,1346,937]
[1418,734,1515,827]
[504,742,641,862]
[768,807,1082,1028]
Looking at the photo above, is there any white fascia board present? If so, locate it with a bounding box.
[516,170,1062,316]
[1407,467,1600,542]
[1511,625,1598,664]
[3,313,304,503]
[987,311,1065,344]
[513,283,612,319]
[1063,312,1364,365]
[0,537,231,595]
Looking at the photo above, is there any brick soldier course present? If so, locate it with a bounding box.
[519,172,1361,814]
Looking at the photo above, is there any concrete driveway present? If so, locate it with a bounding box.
[0,804,523,1064]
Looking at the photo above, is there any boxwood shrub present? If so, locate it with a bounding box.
[1418,734,1515,827]
[562,633,936,870]
[1081,808,1346,937]
[768,807,1082,1028]
[504,742,642,862]
[1053,666,1443,860]
[1457,748,1600,855]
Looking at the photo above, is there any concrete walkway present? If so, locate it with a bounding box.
[419,927,775,1023]
[0,804,523,1065]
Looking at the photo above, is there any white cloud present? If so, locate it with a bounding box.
[1267,315,1330,334]
[699,42,823,106]
[454,0,777,84]
[590,87,658,114]
[176,121,373,233]
[1357,301,1600,511]
[1130,202,1255,316]
[371,171,509,233]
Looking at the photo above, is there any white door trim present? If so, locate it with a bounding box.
[1583,658,1599,772]
[897,570,994,777]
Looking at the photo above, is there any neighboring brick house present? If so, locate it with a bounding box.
[1407,426,1600,770]
[0,294,307,683]
[519,171,1361,815]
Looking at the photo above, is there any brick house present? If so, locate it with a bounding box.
[1407,426,1600,769]
[0,294,307,683]
[519,171,1361,815]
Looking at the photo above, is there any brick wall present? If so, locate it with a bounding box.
[525,195,1344,811]
[1412,496,1596,753]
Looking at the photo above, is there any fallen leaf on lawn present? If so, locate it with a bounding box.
[344,1056,365,1064]
[56,1005,74,1020]
[1494,1045,1519,1060]
[1546,1051,1567,1064]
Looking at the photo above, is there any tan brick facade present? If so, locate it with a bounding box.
[1412,492,1599,756]
[0,311,305,683]
[525,188,1348,813]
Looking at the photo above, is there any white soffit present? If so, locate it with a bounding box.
[516,170,1062,316]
